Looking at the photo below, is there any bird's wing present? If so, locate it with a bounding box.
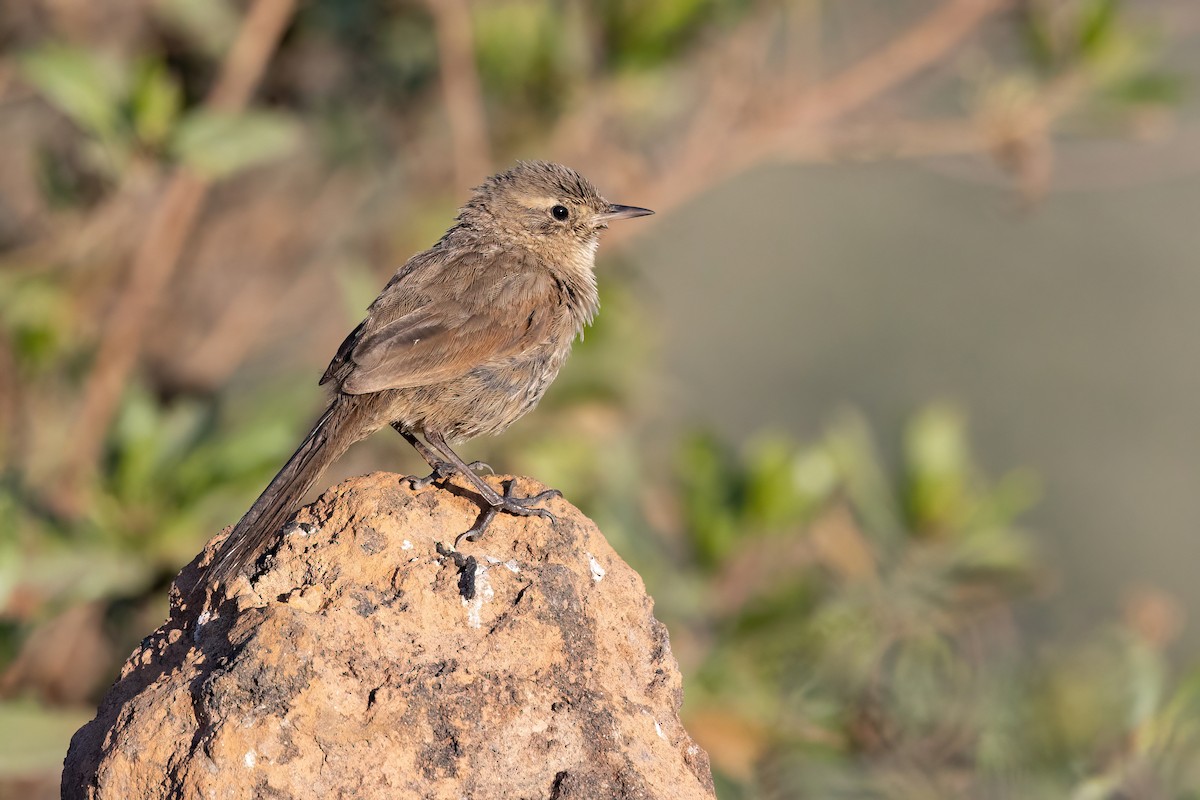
[319,319,366,386]
[329,262,561,395]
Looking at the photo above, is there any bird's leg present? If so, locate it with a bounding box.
[423,430,561,543]
[392,423,492,488]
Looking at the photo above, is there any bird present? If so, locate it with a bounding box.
[205,161,653,587]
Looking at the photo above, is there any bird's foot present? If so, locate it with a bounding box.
[454,479,562,547]
[406,459,494,490]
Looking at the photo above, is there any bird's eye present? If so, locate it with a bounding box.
[551,205,570,221]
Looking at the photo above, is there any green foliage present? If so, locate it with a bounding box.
[0,274,74,370]
[154,0,239,57]
[3,384,304,613]
[171,110,301,178]
[475,3,560,92]
[19,42,300,184]
[130,60,184,149]
[665,411,1200,798]
[678,432,745,567]
[599,0,724,69]
[20,45,128,143]
[1020,0,1184,108]
[93,384,303,562]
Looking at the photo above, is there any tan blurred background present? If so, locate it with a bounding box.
[3,0,1200,797]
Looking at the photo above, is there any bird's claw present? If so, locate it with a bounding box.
[453,482,561,547]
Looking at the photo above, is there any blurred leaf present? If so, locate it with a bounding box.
[677,432,743,568]
[0,276,72,369]
[1078,0,1119,54]
[474,1,568,119]
[108,388,207,504]
[823,413,905,552]
[475,2,552,88]
[904,404,970,532]
[601,0,720,69]
[1083,26,1148,86]
[131,59,183,148]
[791,447,839,501]
[743,434,804,529]
[1108,71,1185,105]
[19,44,128,141]
[171,110,301,178]
[1148,669,1200,757]
[1127,637,1167,728]
[153,0,240,57]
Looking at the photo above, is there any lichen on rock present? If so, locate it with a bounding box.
[62,472,715,800]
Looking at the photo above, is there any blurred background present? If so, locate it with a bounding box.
[2,0,1199,796]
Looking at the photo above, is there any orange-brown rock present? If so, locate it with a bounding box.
[62,473,714,800]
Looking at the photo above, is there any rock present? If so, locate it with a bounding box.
[62,473,715,800]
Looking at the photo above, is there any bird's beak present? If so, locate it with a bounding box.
[600,204,655,222]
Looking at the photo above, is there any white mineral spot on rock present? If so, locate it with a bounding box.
[463,565,495,629]
[243,750,256,768]
[587,552,606,583]
[484,555,521,573]
[401,540,413,550]
[655,719,666,740]
[193,610,211,643]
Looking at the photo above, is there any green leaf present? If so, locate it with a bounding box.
[904,404,970,531]
[601,0,719,68]
[19,44,128,140]
[153,0,240,57]
[743,435,804,529]
[172,110,301,178]
[131,59,183,148]
[1109,71,1185,105]
[1079,0,1119,55]
[678,432,743,567]
[823,412,904,549]
[0,276,72,368]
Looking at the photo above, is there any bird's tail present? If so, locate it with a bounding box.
[205,396,364,588]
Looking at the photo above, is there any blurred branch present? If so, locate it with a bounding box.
[56,0,297,512]
[179,256,329,389]
[778,0,1009,129]
[424,0,491,191]
[554,0,1013,239]
[666,0,1013,212]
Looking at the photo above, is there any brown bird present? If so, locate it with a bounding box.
[206,161,653,586]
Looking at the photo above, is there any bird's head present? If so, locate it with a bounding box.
[461,161,653,259]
